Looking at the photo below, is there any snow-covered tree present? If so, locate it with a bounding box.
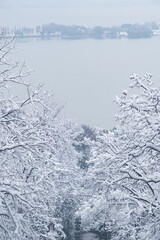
[80,73,160,240]
[0,34,81,239]
[113,73,160,239]
[79,128,124,238]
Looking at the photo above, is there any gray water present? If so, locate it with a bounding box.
[15,37,160,129]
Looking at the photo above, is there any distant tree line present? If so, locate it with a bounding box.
[2,21,160,39]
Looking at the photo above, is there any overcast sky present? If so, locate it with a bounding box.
[0,0,159,7]
[1,0,160,27]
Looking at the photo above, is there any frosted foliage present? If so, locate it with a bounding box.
[0,34,80,239]
[80,74,160,240]
[113,73,160,240]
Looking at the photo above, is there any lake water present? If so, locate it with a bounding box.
[15,37,160,129]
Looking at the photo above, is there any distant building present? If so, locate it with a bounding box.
[82,232,99,240]
[118,31,128,37]
[82,231,112,240]
[153,30,160,36]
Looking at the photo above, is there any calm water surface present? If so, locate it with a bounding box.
[15,37,160,129]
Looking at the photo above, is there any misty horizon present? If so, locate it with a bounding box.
[1,0,160,8]
[1,0,160,28]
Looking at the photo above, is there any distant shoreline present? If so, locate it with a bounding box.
[2,21,160,40]
[4,35,160,41]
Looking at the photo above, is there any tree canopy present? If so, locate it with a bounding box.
[1,33,160,240]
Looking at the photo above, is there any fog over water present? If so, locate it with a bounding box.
[1,0,160,129]
[16,38,160,129]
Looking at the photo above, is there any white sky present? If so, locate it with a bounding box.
[0,0,160,8]
[0,0,160,27]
